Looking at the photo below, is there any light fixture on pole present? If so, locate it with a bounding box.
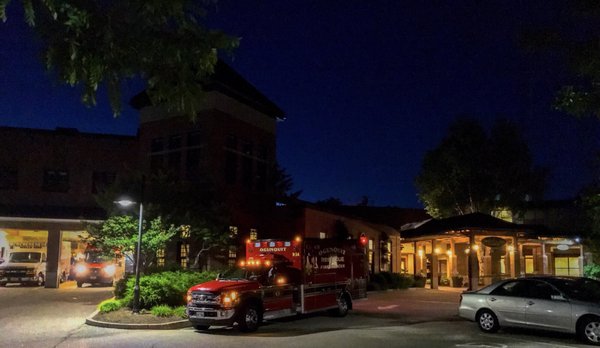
[114,198,143,314]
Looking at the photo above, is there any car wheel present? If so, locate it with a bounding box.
[194,325,210,331]
[37,273,45,287]
[477,309,499,333]
[76,281,83,288]
[238,304,260,332]
[578,316,600,345]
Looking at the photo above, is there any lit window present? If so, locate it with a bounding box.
[229,226,238,237]
[368,239,373,250]
[156,248,165,267]
[180,243,189,268]
[250,229,258,241]
[181,225,191,239]
[319,232,326,239]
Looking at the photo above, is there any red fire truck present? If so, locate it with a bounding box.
[186,237,367,332]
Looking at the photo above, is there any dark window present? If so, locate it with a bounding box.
[151,138,164,152]
[186,148,202,179]
[92,171,116,194]
[150,154,165,173]
[242,157,253,189]
[490,280,530,297]
[188,131,202,147]
[168,152,181,178]
[258,144,268,160]
[169,135,182,150]
[242,140,253,156]
[43,170,69,192]
[225,152,237,184]
[256,162,266,192]
[226,135,237,150]
[528,281,560,300]
[0,167,18,190]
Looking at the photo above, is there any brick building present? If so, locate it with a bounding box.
[0,61,285,286]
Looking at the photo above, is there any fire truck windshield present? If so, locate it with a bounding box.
[219,267,264,281]
[9,252,42,263]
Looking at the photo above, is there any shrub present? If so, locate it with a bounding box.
[114,275,130,299]
[120,270,218,310]
[151,305,174,317]
[98,299,123,313]
[585,263,600,279]
[369,273,389,290]
[173,306,187,319]
[412,275,426,287]
[368,272,413,290]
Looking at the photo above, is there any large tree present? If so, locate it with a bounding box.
[415,117,546,218]
[95,169,231,269]
[523,1,600,119]
[1,0,238,118]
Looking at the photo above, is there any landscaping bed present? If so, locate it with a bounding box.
[92,308,186,324]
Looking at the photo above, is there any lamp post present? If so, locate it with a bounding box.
[115,199,143,314]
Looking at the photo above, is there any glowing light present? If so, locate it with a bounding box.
[507,245,514,252]
[446,250,452,257]
[472,244,479,251]
[417,249,424,257]
[295,236,302,243]
[276,277,286,285]
[265,260,271,267]
[434,248,441,255]
[464,249,470,254]
[103,264,116,276]
[246,239,251,244]
[239,261,246,267]
[75,264,87,274]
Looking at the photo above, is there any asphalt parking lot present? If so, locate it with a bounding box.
[0,281,113,347]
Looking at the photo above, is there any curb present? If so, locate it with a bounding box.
[85,309,192,330]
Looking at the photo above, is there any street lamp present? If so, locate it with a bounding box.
[115,198,143,314]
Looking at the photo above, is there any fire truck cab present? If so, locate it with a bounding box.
[186,237,367,332]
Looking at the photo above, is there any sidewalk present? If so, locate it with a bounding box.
[351,287,462,324]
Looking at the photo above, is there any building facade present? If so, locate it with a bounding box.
[0,126,138,287]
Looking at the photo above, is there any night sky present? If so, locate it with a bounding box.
[1,1,599,208]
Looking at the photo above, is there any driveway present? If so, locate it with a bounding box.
[0,281,113,347]
[352,287,462,323]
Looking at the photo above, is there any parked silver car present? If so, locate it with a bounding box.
[459,276,600,345]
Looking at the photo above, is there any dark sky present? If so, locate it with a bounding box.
[1,1,599,208]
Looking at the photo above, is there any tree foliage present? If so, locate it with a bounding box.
[272,162,302,201]
[85,215,178,271]
[1,0,238,118]
[579,182,600,256]
[415,117,546,218]
[522,1,600,119]
[95,169,231,269]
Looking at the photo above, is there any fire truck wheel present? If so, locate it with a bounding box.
[238,304,260,332]
[194,325,210,331]
[334,295,349,317]
[76,281,83,288]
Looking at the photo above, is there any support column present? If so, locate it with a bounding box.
[431,239,438,289]
[513,235,521,276]
[450,239,457,275]
[580,244,585,276]
[45,228,62,288]
[468,233,478,290]
[541,242,548,275]
[413,242,418,275]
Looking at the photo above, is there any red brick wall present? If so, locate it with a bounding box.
[0,127,138,208]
